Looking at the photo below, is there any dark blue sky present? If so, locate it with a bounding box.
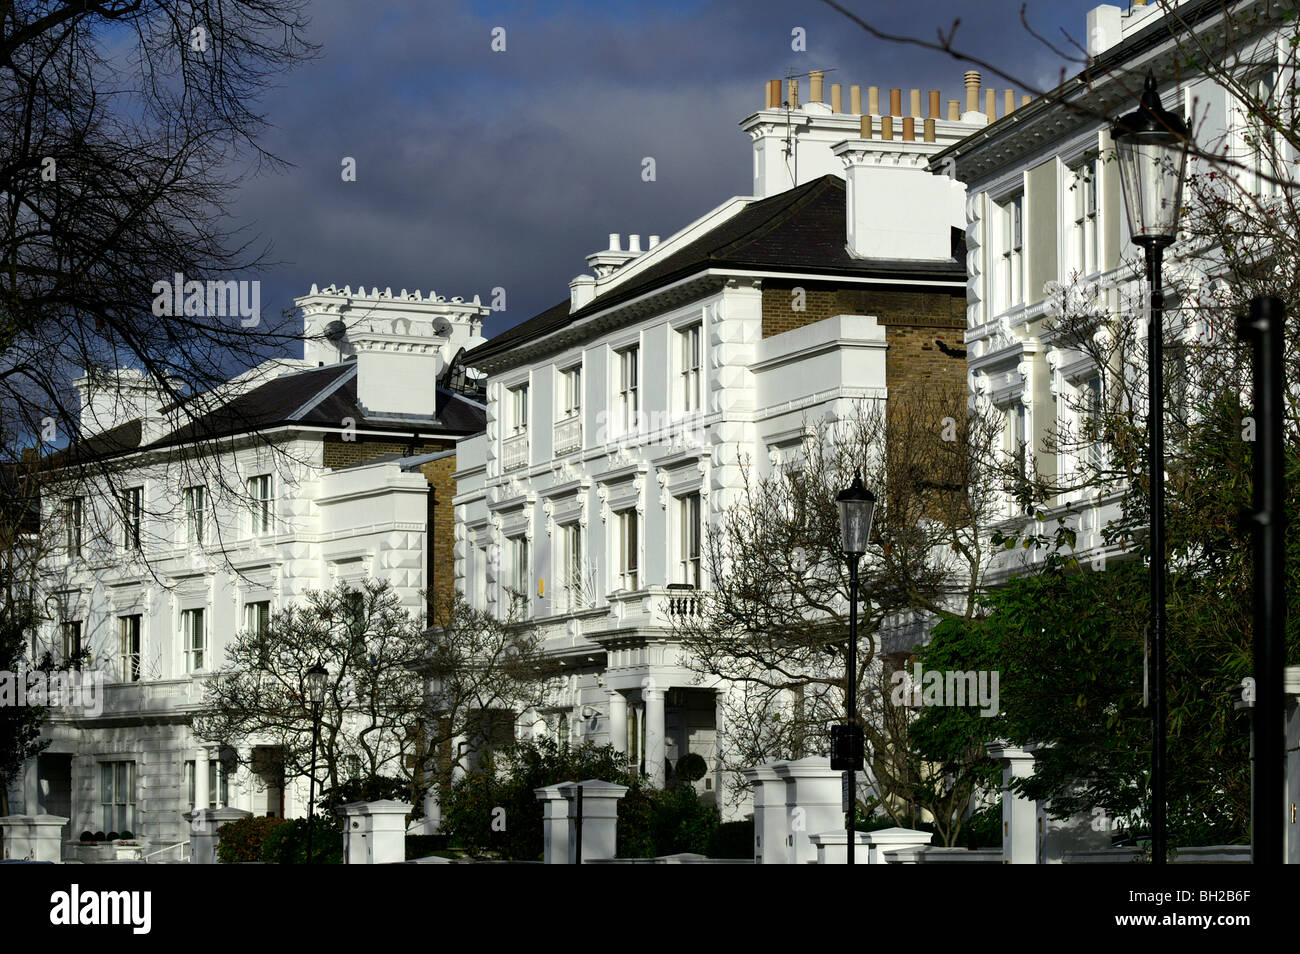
[231,0,1097,344]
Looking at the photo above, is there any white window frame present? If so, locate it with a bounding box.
[122,486,142,550]
[1242,68,1285,198]
[182,607,206,673]
[559,522,584,612]
[507,535,530,615]
[65,496,83,557]
[60,619,82,663]
[560,365,582,420]
[1069,156,1099,277]
[509,383,529,436]
[184,486,206,545]
[248,474,273,536]
[100,761,136,833]
[617,345,640,435]
[244,600,271,637]
[1004,401,1029,476]
[994,192,1024,313]
[617,509,639,591]
[119,614,141,682]
[678,492,702,587]
[678,323,702,414]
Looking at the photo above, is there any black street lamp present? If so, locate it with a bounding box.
[305,662,329,863]
[835,469,876,865]
[1111,70,1189,866]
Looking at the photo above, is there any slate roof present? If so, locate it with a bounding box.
[50,360,486,468]
[466,174,966,367]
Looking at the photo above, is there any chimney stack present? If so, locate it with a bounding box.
[830,83,842,112]
[985,88,996,120]
[929,90,941,118]
[964,70,981,113]
[787,78,799,109]
[902,117,915,141]
[851,85,862,114]
[809,70,824,102]
[947,100,960,121]
[909,89,921,117]
[889,88,902,116]
[766,79,781,109]
[1004,89,1015,116]
[867,86,879,115]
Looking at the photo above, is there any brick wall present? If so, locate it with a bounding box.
[760,280,967,400]
[418,453,458,619]
[321,436,458,617]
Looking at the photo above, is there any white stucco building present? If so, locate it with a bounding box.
[935,0,1291,580]
[452,69,1021,810]
[9,286,487,851]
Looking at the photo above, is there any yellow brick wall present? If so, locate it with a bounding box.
[321,437,458,618]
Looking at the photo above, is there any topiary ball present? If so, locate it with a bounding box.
[675,752,708,782]
[119,830,134,840]
[93,831,107,841]
[79,831,95,842]
[106,831,119,840]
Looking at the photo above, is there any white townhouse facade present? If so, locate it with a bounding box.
[9,286,487,851]
[453,69,1027,809]
[935,0,1293,581]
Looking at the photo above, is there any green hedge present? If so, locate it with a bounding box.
[217,815,285,864]
[261,816,343,864]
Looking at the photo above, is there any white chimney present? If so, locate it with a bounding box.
[1087,5,1123,58]
[833,140,966,261]
[73,368,179,438]
[296,286,488,420]
[627,234,642,253]
[648,235,661,248]
[570,274,597,311]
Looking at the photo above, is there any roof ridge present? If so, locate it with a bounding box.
[288,362,359,419]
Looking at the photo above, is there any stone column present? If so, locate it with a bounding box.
[338,799,411,865]
[607,690,627,757]
[193,748,209,812]
[22,758,40,816]
[987,743,1039,864]
[535,784,572,864]
[773,757,843,865]
[740,764,787,864]
[644,688,666,788]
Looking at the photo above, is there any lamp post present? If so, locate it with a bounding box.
[835,469,876,865]
[1111,71,1189,866]
[305,663,328,863]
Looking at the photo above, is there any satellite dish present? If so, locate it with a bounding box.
[432,317,453,338]
[323,319,347,342]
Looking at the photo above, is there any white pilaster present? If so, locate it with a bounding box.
[607,690,627,756]
[644,688,666,788]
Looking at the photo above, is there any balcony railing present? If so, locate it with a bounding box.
[502,432,529,471]
[553,416,581,456]
[665,583,704,618]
